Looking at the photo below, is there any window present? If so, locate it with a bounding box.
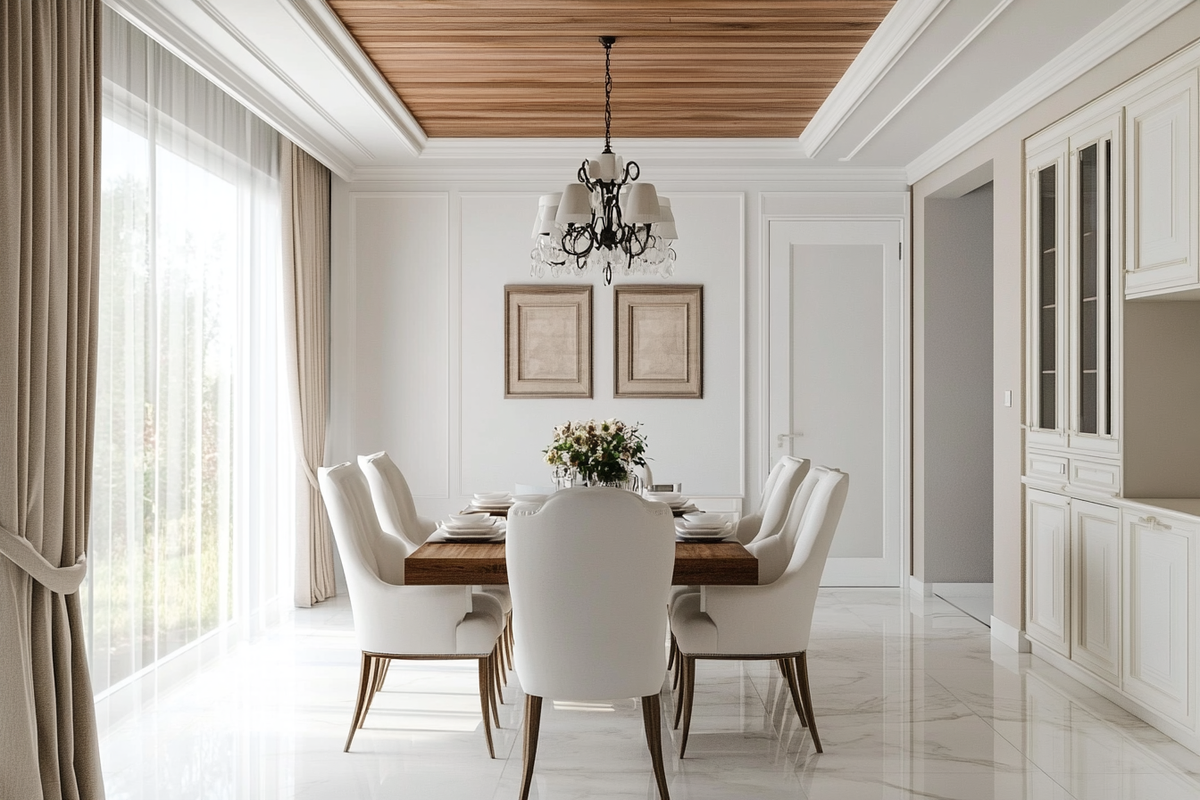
[87,8,293,695]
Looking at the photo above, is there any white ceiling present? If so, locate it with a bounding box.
[108,0,1192,181]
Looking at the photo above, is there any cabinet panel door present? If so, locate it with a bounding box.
[1124,513,1195,726]
[1027,489,1072,656]
[1072,500,1120,682]
[1126,70,1198,296]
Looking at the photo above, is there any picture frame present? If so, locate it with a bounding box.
[505,285,593,398]
[614,284,703,398]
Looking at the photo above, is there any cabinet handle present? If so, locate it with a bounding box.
[1139,515,1172,531]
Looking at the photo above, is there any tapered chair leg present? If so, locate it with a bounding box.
[673,653,686,729]
[641,694,671,800]
[492,649,505,706]
[519,695,544,800]
[359,655,386,728]
[667,632,677,670]
[678,656,697,757]
[374,659,391,693]
[781,658,808,727]
[796,652,822,753]
[345,652,374,752]
[477,656,496,758]
[488,651,501,726]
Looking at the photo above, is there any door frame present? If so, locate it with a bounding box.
[762,212,911,587]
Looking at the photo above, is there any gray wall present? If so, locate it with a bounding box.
[923,183,994,583]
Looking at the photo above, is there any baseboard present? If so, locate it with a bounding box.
[990,615,1032,653]
[908,575,932,596]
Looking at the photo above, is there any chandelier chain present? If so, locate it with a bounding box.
[603,37,613,154]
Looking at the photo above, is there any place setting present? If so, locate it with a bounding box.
[643,490,700,517]
[674,512,736,543]
[467,491,514,515]
[430,512,506,543]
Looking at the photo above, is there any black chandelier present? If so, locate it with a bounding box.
[531,36,676,286]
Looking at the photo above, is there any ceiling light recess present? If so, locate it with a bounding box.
[530,36,676,286]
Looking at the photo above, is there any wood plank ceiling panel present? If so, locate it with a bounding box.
[326,1,897,138]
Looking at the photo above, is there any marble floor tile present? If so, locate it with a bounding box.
[97,589,1200,799]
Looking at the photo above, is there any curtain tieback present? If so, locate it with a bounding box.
[0,524,87,594]
[301,457,321,491]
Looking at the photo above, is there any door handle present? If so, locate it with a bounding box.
[776,432,804,448]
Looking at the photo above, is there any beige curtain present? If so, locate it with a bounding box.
[0,1,106,798]
[282,139,335,607]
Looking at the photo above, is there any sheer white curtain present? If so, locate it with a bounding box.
[86,8,294,695]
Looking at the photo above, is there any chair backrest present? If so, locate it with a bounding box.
[506,487,676,701]
[745,465,830,584]
[739,456,810,545]
[358,451,429,551]
[776,469,849,651]
[319,462,410,589]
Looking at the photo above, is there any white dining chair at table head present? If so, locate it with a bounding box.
[670,468,849,757]
[319,461,505,757]
[737,455,810,545]
[506,487,677,800]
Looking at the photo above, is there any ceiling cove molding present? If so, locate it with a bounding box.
[797,0,952,159]
[840,0,1016,162]
[349,163,909,187]
[905,0,1195,184]
[193,0,375,162]
[106,0,356,179]
[418,138,812,162]
[284,0,427,156]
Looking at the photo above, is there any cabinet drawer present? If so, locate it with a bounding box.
[1070,458,1121,494]
[1027,453,1069,483]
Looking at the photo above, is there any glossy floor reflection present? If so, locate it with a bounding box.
[99,589,1200,799]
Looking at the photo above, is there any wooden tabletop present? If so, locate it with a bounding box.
[405,540,758,586]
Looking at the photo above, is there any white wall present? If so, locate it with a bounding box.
[328,165,906,521]
[911,6,1200,635]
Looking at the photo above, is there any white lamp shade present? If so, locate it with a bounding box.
[555,183,592,224]
[655,202,677,239]
[625,182,661,224]
[532,194,562,237]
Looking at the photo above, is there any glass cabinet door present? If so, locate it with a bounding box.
[1073,137,1114,438]
[1034,161,1060,432]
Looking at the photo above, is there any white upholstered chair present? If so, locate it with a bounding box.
[670,468,849,756]
[506,488,676,800]
[358,451,515,683]
[737,455,810,545]
[318,462,505,756]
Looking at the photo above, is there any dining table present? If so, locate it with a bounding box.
[404,539,758,586]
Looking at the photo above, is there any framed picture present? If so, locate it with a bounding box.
[505,285,593,398]
[614,284,703,398]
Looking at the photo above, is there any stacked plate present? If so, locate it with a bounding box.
[438,513,504,542]
[675,512,733,542]
[645,491,699,515]
[469,492,513,512]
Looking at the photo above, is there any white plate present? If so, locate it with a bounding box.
[470,499,512,509]
[675,521,731,537]
[473,492,511,502]
[676,533,735,543]
[682,512,723,526]
[437,527,502,539]
[443,519,498,533]
[449,512,493,525]
[437,531,505,543]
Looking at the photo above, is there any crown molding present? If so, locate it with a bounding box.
[349,161,908,188]
[417,138,812,163]
[106,0,357,179]
[840,0,1015,162]
[797,0,952,158]
[905,0,1194,184]
[284,0,426,156]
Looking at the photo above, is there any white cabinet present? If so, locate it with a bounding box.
[1124,510,1196,727]
[1025,109,1123,490]
[1026,489,1072,657]
[1126,69,1199,298]
[1071,500,1121,683]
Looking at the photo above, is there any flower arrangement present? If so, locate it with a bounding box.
[543,418,648,488]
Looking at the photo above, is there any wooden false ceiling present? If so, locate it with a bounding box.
[325,1,897,138]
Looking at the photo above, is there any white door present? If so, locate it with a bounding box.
[768,218,907,586]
